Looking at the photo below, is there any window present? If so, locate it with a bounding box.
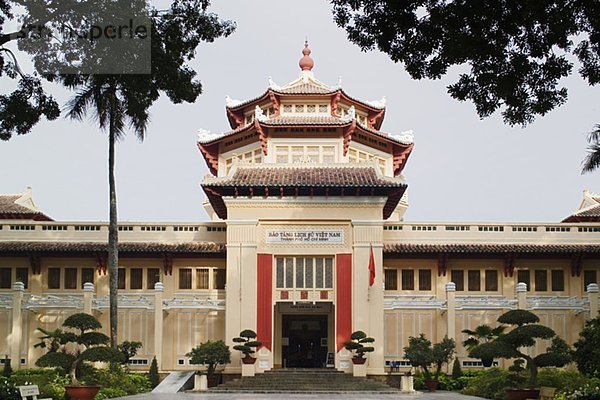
[584,270,597,291]
[551,270,564,291]
[534,270,547,291]
[451,270,464,291]
[468,270,481,291]
[48,268,60,289]
[401,269,414,290]
[283,104,292,113]
[0,268,10,289]
[419,269,432,291]
[81,268,94,288]
[147,268,160,290]
[224,148,262,174]
[118,268,126,290]
[214,269,226,289]
[64,268,77,290]
[16,267,28,289]
[517,270,530,291]
[275,145,337,164]
[196,268,209,289]
[348,147,387,174]
[179,268,192,290]
[318,104,328,113]
[275,257,333,289]
[130,268,143,290]
[384,269,398,290]
[294,104,304,113]
[485,270,498,291]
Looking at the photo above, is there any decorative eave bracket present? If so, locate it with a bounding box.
[95,253,107,275]
[342,120,356,156]
[393,143,414,176]
[29,253,41,275]
[571,253,583,277]
[268,91,280,117]
[437,253,448,277]
[504,253,516,277]
[255,120,268,156]
[163,253,173,276]
[226,107,245,128]
[197,142,219,176]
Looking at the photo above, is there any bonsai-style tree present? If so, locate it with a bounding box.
[573,316,600,376]
[35,313,124,384]
[403,334,455,381]
[187,340,231,386]
[462,324,506,366]
[472,310,571,388]
[344,331,375,360]
[232,330,262,361]
[117,341,143,366]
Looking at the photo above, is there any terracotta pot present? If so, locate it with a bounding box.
[505,388,540,400]
[241,356,257,364]
[207,373,221,388]
[424,379,438,392]
[65,385,101,400]
[351,356,367,365]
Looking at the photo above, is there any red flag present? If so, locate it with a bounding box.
[368,246,375,287]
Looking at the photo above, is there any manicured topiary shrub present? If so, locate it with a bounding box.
[344,331,375,361]
[232,330,262,360]
[573,316,600,377]
[149,356,160,388]
[188,340,231,387]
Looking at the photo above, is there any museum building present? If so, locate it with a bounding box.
[1,43,600,375]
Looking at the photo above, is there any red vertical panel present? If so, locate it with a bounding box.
[257,254,273,350]
[336,253,352,351]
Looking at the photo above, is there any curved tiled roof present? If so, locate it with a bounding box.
[261,115,349,126]
[0,193,53,221]
[272,84,337,95]
[384,243,600,254]
[204,164,405,188]
[0,241,226,254]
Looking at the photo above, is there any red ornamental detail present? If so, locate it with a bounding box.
[163,253,173,276]
[393,143,414,176]
[331,92,341,116]
[257,254,273,350]
[342,120,356,156]
[336,254,352,351]
[301,291,308,300]
[255,119,268,156]
[29,254,41,275]
[95,253,107,275]
[437,253,448,277]
[227,108,244,128]
[571,254,583,277]
[268,91,280,116]
[504,253,516,277]
[368,109,385,129]
[197,142,219,176]
[320,291,328,300]
[281,291,289,300]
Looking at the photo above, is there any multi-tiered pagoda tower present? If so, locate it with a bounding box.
[197,43,414,373]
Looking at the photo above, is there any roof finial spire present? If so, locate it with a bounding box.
[299,40,314,71]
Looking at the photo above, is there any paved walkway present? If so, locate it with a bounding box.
[115,391,486,400]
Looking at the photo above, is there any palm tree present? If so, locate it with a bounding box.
[65,76,147,347]
[57,1,235,348]
[582,124,600,173]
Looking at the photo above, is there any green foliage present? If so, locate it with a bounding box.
[344,330,375,358]
[574,316,600,377]
[2,356,12,377]
[566,383,600,400]
[462,324,506,354]
[96,387,127,400]
[331,0,599,128]
[34,313,124,384]
[117,341,143,365]
[469,309,572,388]
[232,330,261,358]
[403,334,455,380]
[0,376,19,400]
[83,365,150,397]
[451,357,462,379]
[536,369,594,396]
[187,340,231,378]
[149,356,159,388]
[34,328,69,352]
[461,367,526,400]
[8,368,69,400]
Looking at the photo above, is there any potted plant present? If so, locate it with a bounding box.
[232,330,262,364]
[403,334,455,391]
[188,340,231,387]
[344,330,375,364]
[462,324,506,367]
[35,313,124,400]
[472,310,571,400]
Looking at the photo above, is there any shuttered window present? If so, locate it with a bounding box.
[485,270,498,291]
[401,269,414,290]
[419,269,432,291]
[534,270,547,291]
[384,269,398,290]
[551,270,564,291]
[517,270,530,291]
[468,270,481,291]
[451,270,464,291]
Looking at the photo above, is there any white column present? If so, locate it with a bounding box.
[587,283,599,318]
[83,282,94,314]
[446,282,456,340]
[154,282,164,370]
[10,281,24,370]
[516,282,527,309]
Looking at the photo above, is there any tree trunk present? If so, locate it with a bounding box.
[527,359,537,388]
[108,88,119,349]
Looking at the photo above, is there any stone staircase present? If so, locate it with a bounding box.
[210,368,399,393]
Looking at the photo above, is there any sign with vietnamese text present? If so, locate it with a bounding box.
[266,228,344,244]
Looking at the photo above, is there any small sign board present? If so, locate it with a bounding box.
[325,352,335,368]
[266,228,344,244]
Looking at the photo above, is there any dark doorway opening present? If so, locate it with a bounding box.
[282,314,328,368]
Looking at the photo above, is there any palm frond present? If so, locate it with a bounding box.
[582,142,600,174]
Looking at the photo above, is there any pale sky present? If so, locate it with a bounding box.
[1,1,598,223]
